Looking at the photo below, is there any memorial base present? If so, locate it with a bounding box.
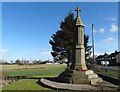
[58,69,102,85]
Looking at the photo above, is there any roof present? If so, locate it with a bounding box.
[109,51,120,57]
[96,53,109,59]
[96,51,120,59]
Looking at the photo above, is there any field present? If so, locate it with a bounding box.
[2,64,66,77]
[1,64,119,91]
[1,64,67,91]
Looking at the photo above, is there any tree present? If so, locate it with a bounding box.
[10,61,13,64]
[15,59,21,65]
[49,12,92,68]
[84,34,92,61]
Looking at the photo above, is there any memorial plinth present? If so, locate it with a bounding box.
[58,69,102,85]
[58,7,102,85]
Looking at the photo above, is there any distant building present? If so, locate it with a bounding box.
[96,51,120,65]
[116,53,120,64]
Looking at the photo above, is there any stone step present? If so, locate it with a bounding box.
[40,78,100,90]
[58,76,72,83]
[87,73,98,79]
[61,73,73,77]
[85,70,94,75]
[65,69,74,73]
[90,77,102,85]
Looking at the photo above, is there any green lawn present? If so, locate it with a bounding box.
[2,64,66,77]
[1,64,67,91]
[2,79,51,91]
[2,79,70,92]
[91,66,119,79]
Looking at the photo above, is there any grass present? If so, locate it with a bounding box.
[2,79,70,92]
[2,79,51,91]
[2,64,66,77]
[1,64,67,91]
[92,66,119,79]
[2,64,119,91]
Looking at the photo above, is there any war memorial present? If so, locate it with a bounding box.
[57,7,102,85]
[40,7,119,90]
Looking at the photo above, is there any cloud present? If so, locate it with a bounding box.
[93,29,97,33]
[103,37,114,44]
[39,49,50,55]
[99,28,105,34]
[0,49,10,54]
[110,23,118,32]
[0,49,13,61]
[95,28,105,34]
[25,49,52,61]
[95,51,114,56]
[95,52,103,56]
[105,17,116,21]
[26,49,51,56]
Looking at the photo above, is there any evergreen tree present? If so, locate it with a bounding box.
[49,12,92,68]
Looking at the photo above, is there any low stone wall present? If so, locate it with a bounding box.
[40,78,118,91]
[0,76,27,86]
[40,78,100,90]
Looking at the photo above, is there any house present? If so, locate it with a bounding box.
[96,53,109,65]
[96,51,120,66]
[116,52,120,64]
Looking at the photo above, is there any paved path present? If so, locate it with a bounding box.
[40,78,119,91]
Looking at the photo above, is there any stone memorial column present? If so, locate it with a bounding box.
[58,7,102,85]
[70,7,87,71]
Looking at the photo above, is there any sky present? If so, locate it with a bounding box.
[1,2,118,62]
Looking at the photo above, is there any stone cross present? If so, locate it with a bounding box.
[75,7,81,16]
[70,7,87,71]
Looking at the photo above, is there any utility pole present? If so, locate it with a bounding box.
[92,24,95,64]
